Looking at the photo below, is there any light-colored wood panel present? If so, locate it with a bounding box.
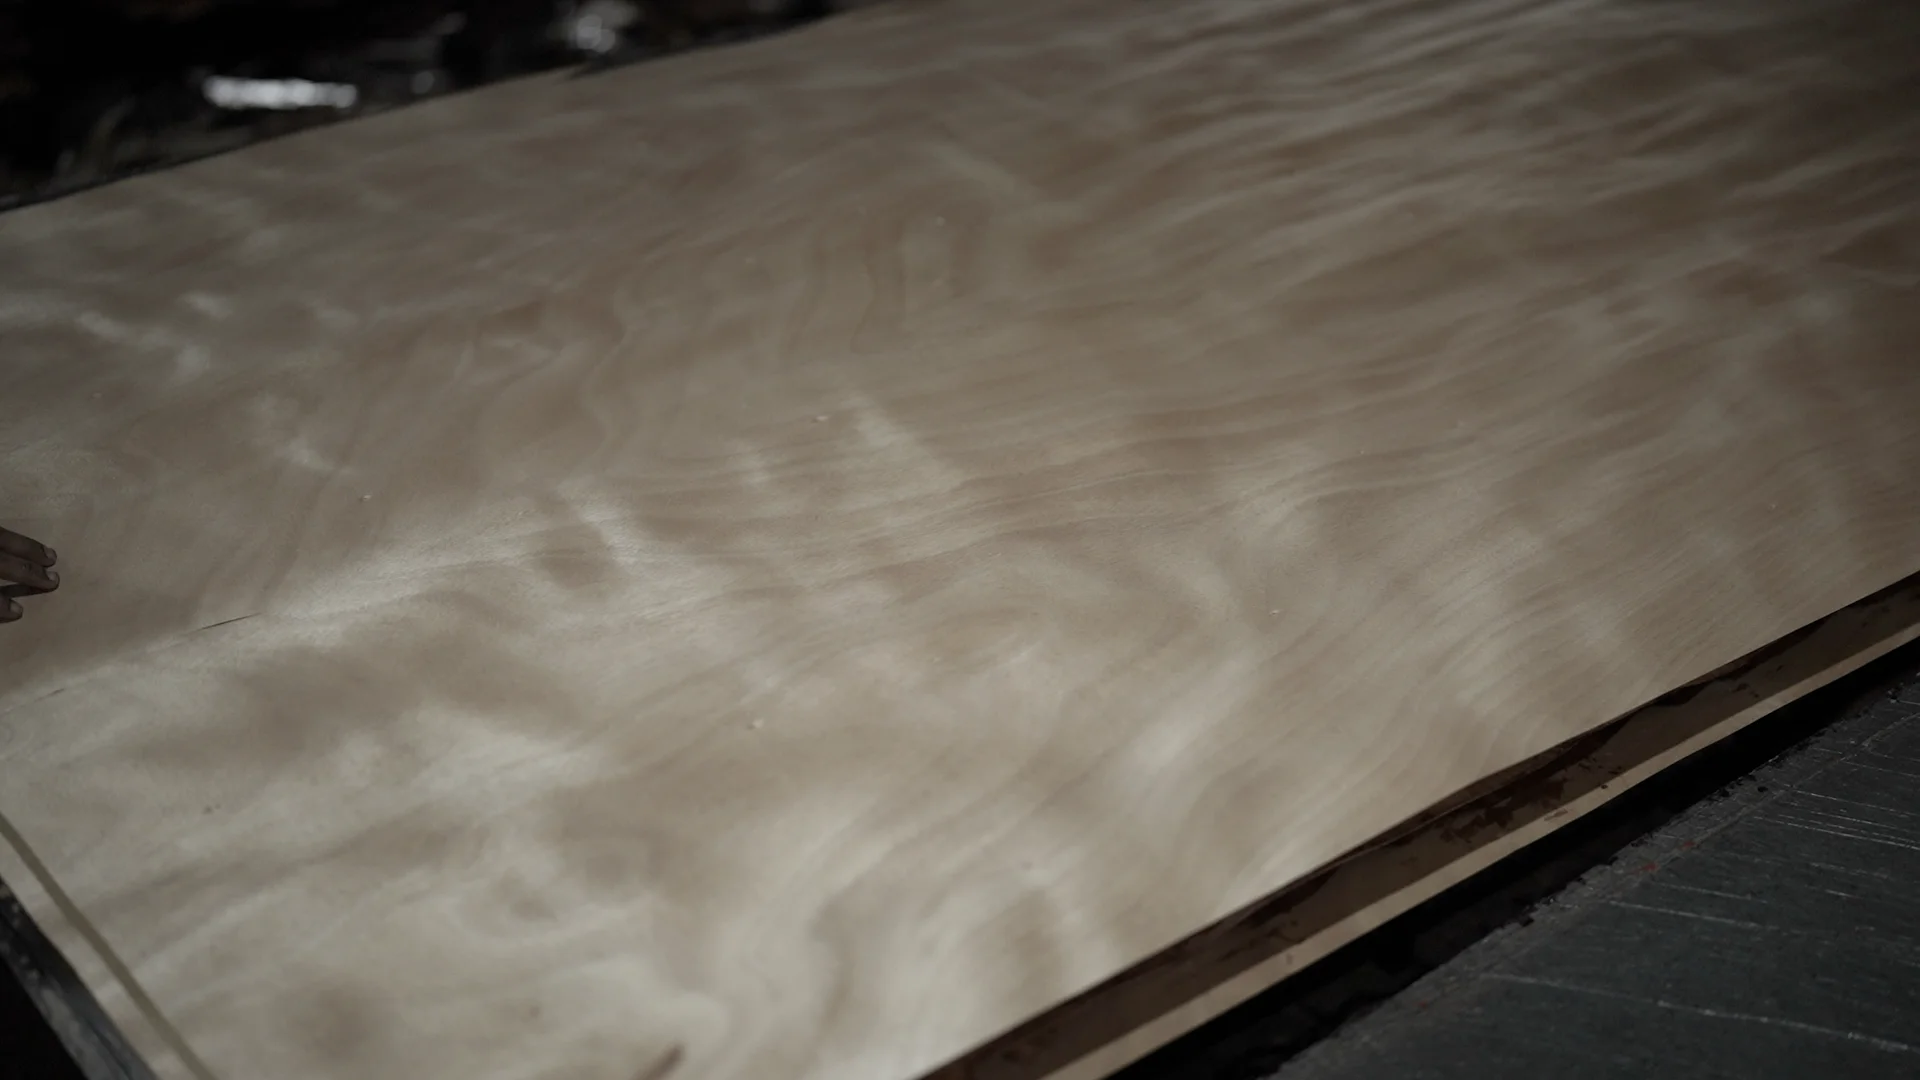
[2,1,1918,1079]
[974,579,1920,1080]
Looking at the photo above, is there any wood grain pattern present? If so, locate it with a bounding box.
[973,577,1920,1080]
[2,1,1919,1079]
[1276,648,1920,1080]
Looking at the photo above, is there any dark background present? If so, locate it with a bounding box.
[0,0,843,208]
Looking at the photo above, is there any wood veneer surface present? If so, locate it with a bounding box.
[2,1,1919,1078]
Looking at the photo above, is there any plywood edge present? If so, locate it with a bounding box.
[927,574,1920,1080]
[0,872,160,1080]
[7,577,1918,1080]
[0,826,198,1080]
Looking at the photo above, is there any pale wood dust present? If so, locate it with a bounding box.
[2,1,1919,1079]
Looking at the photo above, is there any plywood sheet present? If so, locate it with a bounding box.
[2,1,1919,1079]
[983,578,1920,1080]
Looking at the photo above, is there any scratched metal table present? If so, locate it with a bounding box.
[9,645,1920,1080]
